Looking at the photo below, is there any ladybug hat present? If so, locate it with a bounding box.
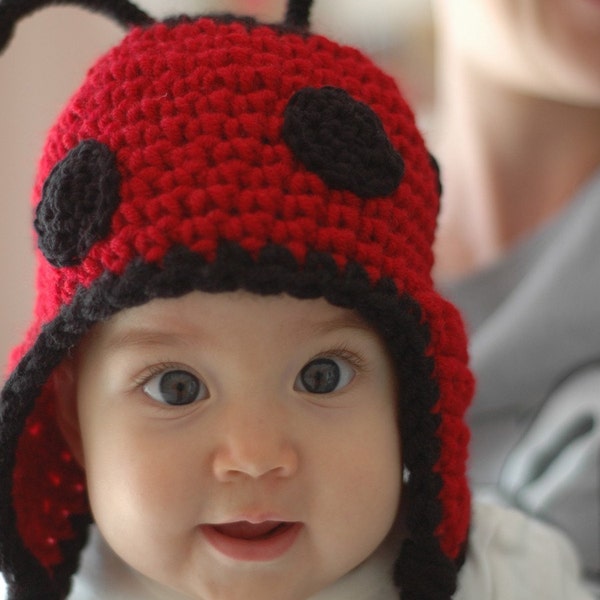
[0,1,473,598]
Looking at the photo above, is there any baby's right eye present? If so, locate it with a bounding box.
[143,369,208,406]
[295,356,355,394]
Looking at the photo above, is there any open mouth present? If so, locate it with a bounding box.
[201,520,302,561]
[212,520,294,540]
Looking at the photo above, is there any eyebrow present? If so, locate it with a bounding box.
[99,328,198,353]
[310,311,376,337]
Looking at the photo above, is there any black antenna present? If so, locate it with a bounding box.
[284,0,312,29]
[0,0,153,53]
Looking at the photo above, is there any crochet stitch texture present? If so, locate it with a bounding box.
[0,6,473,600]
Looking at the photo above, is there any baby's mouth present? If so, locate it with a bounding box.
[201,520,303,561]
[211,520,293,540]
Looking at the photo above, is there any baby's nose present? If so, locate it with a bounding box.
[211,405,299,482]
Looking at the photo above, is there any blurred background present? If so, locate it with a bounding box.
[0,0,434,367]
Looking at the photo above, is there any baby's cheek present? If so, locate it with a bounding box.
[318,420,401,540]
[82,421,145,511]
[93,426,203,524]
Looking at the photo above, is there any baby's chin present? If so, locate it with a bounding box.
[139,571,324,600]
[113,543,324,600]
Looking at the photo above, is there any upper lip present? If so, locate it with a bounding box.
[205,517,297,528]
[212,520,287,530]
[206,510,296,525]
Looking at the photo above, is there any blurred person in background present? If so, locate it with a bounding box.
[430,0,600,589]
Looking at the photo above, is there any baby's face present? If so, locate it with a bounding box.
[63,291,401,600]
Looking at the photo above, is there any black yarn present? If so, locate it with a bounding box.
[163,13,258,30]
[428,152,443,197]
[162,13,313,38]
[0,0,152,53]
[283,86,404,199]
[396,539,459,600]
[34,140,122,268]
[0,241,458,599]
[284,0,312,28]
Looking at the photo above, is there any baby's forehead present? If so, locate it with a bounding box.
[84,290,378,351]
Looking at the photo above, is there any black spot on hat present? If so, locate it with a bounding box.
[282,86,404,199]
[34,139,121,267]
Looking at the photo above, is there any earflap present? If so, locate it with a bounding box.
[0,0,153,52]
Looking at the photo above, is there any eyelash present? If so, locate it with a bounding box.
[131,346,369,390]
[314,344,368,374]
[132,361,194,390]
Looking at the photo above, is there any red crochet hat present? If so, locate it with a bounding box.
[0,1,473,598]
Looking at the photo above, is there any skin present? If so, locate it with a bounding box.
[431,0,600,278]
[55,291,402,600]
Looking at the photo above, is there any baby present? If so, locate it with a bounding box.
[0,0,592,599]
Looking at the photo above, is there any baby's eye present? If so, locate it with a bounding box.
[295,357,355,394]
[143,369,208,406]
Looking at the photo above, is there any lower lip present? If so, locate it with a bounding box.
[200,522,303,561]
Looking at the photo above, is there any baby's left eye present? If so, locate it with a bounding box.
[294,357,355,394]
[143,369,208,406]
